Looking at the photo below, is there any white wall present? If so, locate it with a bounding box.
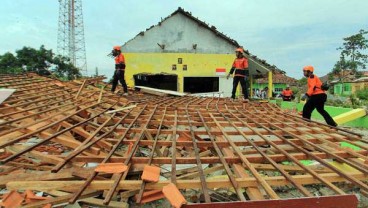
[122,13,236,54]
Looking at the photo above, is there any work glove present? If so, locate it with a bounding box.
[301,94,309,101]
[226,74,231,79]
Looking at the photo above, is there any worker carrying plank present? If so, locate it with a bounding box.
[301,65,337,126]
[111,45,128,95]
[226,47,249,101]
[281,85,294,101]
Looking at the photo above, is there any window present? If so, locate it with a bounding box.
[274,88,283,92]
[178,58,182,64]
[183,65,187,71]
[172,64,177,70]
[344,84,351,91]
[335,86,341,93]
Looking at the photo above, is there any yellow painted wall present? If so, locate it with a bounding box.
[352,82,368,93]
[124,53,235,92]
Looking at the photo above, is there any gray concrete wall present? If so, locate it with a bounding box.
[122,13,236,54]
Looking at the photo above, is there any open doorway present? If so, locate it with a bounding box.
[184,77,219,93]
[133,73,178,91]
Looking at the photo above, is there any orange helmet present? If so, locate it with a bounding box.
[303,65,314,72]
[235,48,244,53]
[113,46,121,51]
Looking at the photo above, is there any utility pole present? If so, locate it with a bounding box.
[57,0,87,76]
[340,54,345,95]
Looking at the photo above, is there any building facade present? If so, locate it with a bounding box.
[121,8,278,97]
[332,77,368,96]
[252,71,298,97]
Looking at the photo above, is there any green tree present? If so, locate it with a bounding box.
[52,55,81,80]
[0,52,22,74]
[331,55,356,79]
[337,29,368,72]
[0,46,81,80]
[327,72,334,81]
[0,52,18,68]
[332,30,368,95]
[15,46,53,72]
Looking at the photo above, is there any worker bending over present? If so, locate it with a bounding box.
[281,85,293,101]
[226,48,249,101]
[111,46,128,95]
[301,65,337,126]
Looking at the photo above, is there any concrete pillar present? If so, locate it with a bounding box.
[178,74,183,93]
[268,71,273,98]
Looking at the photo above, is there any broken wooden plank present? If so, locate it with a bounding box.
[135,86,186,97]
[7,172,368,191]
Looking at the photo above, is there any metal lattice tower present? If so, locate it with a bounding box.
[57,0,87,75]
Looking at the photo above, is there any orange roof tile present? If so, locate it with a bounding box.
[134,190,165,204]
[95,163,128,174]
[124,142,134,157]
[25,190,49,204]
[1,191,24,208]
[163,183,187,208]
[141,165,161,182]
[256,72,298,84]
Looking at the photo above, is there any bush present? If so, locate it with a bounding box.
[349,94,359,108]
[291,86,299,96]
[325,99,350,108]
[356,88,368,100]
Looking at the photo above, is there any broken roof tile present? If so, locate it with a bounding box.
[141,165,161,183]
[94,163,128,174]
[1,191,24,208]
[163,183,187,208]
[134,190,165,204]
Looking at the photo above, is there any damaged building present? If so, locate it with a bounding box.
[0,73,367,207]
[122,7,277,97]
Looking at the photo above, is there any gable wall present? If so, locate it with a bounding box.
[122,13,236,54]
[120,11,272,96]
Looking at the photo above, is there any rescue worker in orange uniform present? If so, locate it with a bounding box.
[111,46,128,95]
[301,65,337,126]
[281,85,293,101]
[226,48,249,101]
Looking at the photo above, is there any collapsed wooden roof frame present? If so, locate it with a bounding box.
[0,73,367,207]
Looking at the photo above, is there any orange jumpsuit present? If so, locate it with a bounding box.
[229,57,249,99]
[281,89,293,101]
[302,75,336,126]
[111,53,127,93]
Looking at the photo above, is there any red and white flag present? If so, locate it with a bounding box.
[216,68,226,76]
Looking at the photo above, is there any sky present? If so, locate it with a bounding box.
[0,0,367,79]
